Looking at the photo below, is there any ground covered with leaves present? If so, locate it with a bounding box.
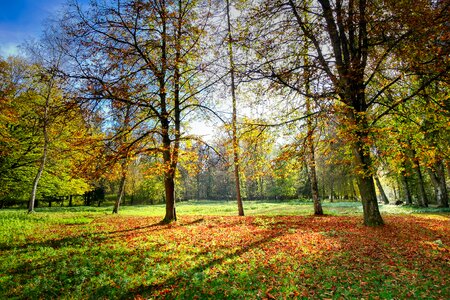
[0,204,449,299]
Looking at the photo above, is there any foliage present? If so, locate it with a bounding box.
[0,204,448,299]
[0,56,93,205]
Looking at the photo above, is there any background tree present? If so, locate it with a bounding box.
[0,55,92,209]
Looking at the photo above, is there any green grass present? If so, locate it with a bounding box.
[29,199,448,216]
[0,201,448,299]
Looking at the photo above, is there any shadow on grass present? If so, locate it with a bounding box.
[2,214,448,299]
[123,228,286,299]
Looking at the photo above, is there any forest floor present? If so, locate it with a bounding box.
[0,201,449,299]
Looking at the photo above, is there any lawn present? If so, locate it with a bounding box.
[0,201,449,299]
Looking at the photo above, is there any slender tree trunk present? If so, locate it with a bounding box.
[400,169,412,205]
[226,0,244,216]
[28,88,51,213]
[113,173,126,214]
[393,182,398,201]
[330,182,334,202]
[375,177,389,204]
[28,143,48,213]
[302,18,323,215]
[409,146,428,207]
[305,100,322,214]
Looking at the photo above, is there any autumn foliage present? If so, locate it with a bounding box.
[1,209,448,299]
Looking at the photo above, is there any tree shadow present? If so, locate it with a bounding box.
[123,228,286,298]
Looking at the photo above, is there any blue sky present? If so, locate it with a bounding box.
[0,0,82,57]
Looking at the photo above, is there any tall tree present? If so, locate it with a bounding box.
[59,0,217,222]
[27,66,53,213]
[226,0,244,216]
[111,103,134,214]
[245,0,448,225]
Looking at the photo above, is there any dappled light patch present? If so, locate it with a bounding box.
[0,213,448,299]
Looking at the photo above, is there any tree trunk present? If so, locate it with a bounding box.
[303,20,323,215]
[306,101,322,214]
[355,169,383,225]
[226,0,244,216]
[163,175,176,223]
[112,174,126,214]
[159,1,178,223]
[400,169,412,205]
[69,195,73,207]
[428,162,449,208]
[28,145,48,213]
[375,177,389,204]
[351,114,383,226]
[409,147,428,207]
[28,89,50,213]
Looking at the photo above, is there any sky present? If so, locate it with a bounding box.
[0,0,216,139]
[0,0,83,57]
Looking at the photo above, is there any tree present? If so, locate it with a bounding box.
[59,0,217,222]
[0,56,92,209]
[244,0,449,225]
[26,64,57,212]
[226,0,244,216]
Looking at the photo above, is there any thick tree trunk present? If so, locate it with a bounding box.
[375,177,389,204]
[357,179,383,225]
[428,162,449,208]
[353,151,384,225]
[163,175,176,223]
[288,0,382,224]
[351,114,384,226]
[226,0,244,216]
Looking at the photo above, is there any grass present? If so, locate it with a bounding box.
[0,201,449,299]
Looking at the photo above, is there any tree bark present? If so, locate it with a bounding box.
[400,170,412,205]
[226,0,244,216]
[375,176,389,204]
[350,112,383,226]
[163,175,176,223]
[112,173,126,214]
[305,96,322,214]
[28,141,48,213]
[28,81,51,213]
[161,0,183,223]
[409,146,428,207]
[288,0,383,225]
[428,161,449,208]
